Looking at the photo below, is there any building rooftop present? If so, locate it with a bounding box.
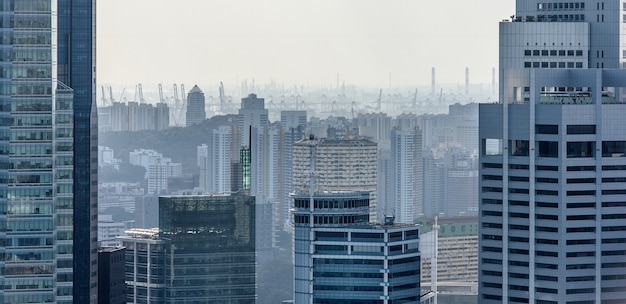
[189,85,203,94]
[294,135,377,147]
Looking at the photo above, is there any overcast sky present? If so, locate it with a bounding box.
[97,0,514,88]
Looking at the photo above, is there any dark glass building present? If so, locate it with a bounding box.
[98,247,127,304]
[121,195,256,303]
[0,1,97,303]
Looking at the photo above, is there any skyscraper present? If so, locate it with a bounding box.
[390,127,423,223]
[185,85,206,127]
[479,1,626,302]
[292,191,421,304]
[121,195,256,303]
[0,1,98,303]
[292,136,379,221]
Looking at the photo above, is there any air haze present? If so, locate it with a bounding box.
[98,0,514,87]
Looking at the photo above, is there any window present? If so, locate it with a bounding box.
[567,141,594,158]
[533,50,540,56]
[575,50,583,56]
[559,50,566,56]
[568,62,575,68]
[525,62,532,68]
[550,50,557,56]
[542,50,549,56]
[510,140,529,156]
[536,124,558,134]
[603,141,626,157]
[483,138,503,155]
[538,141,558,157]
[533,62,540,68]
[576,62,583,68]
[541,62,549,68]
[524,50,532,56]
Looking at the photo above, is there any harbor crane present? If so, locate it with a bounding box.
[219,82,226,114]
[158,84,165,103]
[377,89,382,111]
[137,83,145,103]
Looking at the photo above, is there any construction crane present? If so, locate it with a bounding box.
[119,88,126,103]
[180,84,186,103]
[108,86,115,103]
[137,83,145,103]
[173,84,180,108]
[158,84,165,103]
[101,86,107,106]
[219,82,226,114]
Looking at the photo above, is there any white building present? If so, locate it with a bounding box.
[389,127,423,224]
[197,125,234,193]
[129,149,182,194]
[479,2,626,302]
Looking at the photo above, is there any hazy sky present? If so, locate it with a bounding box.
[97,0,514,88]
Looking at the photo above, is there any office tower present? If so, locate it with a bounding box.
[281,111,307,230]
[292,136,379,221]
[479,2,626,303]
[238,93,268,146]
[390,127,423,223]
[121,195,256,303]
[185,85,206,127]
[292,191,421,304]
[98,247,127,304]
[0,1,98,303]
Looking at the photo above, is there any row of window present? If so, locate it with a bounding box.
[525,49,584,57]
[537,2,585,11]
[524,61,583,69]
[483,186,626,196]
[536,13,586,21]
[484,163,626,172]
[482,199,626,209]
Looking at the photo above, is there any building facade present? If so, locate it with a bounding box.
[98,247,127,304]
[122,195,256,303]
[292,136,379,222]
[0,1,98,303]
[185,85,206,127]
[479,2,626,301]
[292,191,421,304]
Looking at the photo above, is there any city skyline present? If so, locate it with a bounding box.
[97,0,514,87]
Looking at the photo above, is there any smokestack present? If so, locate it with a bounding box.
[465,67,469,95]
[431,67,436,95]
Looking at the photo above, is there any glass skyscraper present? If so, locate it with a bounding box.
[0,1,97,303]
[121,195,256,303]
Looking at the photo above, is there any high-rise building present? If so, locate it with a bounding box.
[197,125,235,193]
[238,93,268,146]
[129,149,182,194]
[479,2,626,303]
[0,1,98,303]
[281,110,307,230]
[292,191,421,304]
[121,195,256,303]
[390,127,423,223]
[292,136,379,221]
[185,85,206,127]
[98,247,127,304]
